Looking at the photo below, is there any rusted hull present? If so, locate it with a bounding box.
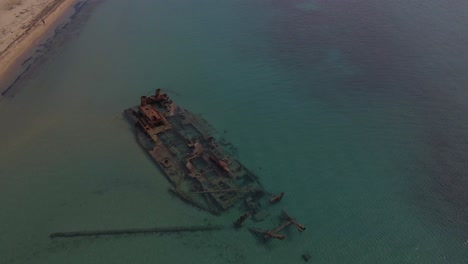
[124,91,264,215]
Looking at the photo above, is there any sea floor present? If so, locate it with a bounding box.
[0,0,467,263]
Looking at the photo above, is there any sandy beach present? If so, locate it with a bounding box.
[0,0,79,95]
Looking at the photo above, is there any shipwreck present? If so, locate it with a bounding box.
[124,89,267,215]
[49,89,306,245]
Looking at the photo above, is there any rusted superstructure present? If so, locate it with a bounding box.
[125,89,265,215]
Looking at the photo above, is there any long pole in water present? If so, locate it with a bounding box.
[50,225,224,238]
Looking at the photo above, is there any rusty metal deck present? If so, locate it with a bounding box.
[125,89,264,215]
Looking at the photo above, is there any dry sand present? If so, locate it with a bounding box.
[0,0,79,95]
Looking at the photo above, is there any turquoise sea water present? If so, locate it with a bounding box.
[1,0,467,263]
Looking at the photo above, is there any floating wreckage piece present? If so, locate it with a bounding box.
[234,212,251,228]
[248,227,285,241]
[50,225,224,238]
[249,210,306,241]
[269,192,284,204]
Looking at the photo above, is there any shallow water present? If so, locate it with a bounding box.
[0,0,467,263]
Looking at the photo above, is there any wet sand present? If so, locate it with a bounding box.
[0,0,79,95]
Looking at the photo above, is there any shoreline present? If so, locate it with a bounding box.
[0,0,82,97]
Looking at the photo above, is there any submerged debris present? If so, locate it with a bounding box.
[249,210,306,242]
[50,225,223,238]
[302,252,312,262]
